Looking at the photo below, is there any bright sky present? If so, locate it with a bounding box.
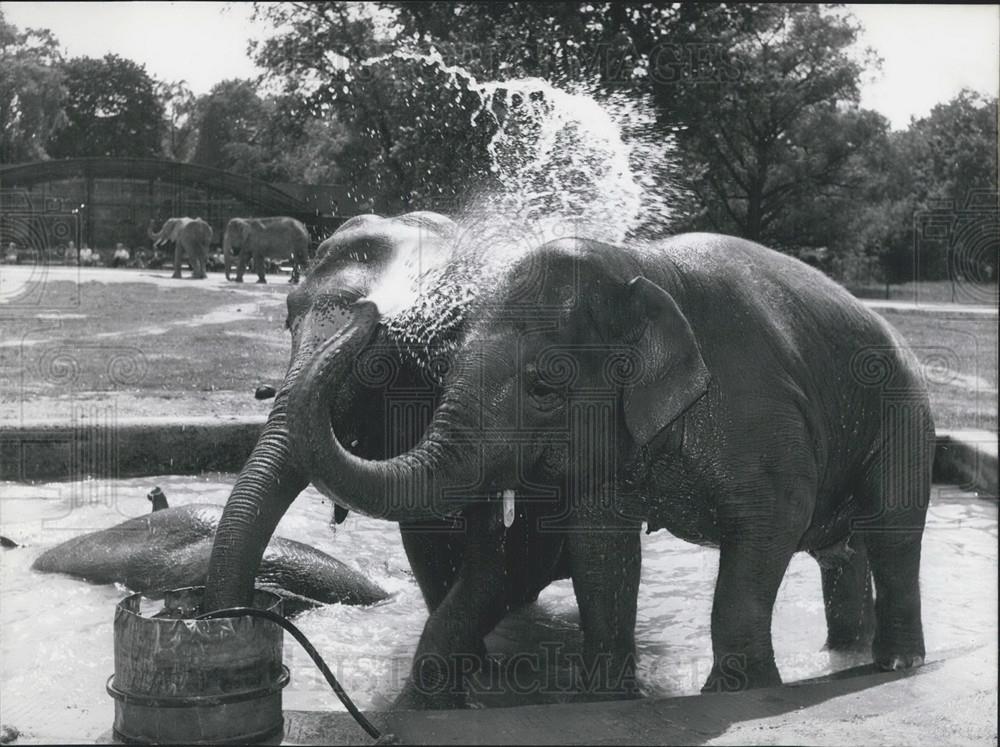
[2,1,998,130]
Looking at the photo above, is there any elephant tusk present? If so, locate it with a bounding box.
[503,489,516,528]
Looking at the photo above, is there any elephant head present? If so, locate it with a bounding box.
[148,218,181,248]
[204,211,457,610]
[284,237,711,524]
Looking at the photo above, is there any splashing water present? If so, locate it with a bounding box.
[355,51,683,352]
[476,78,643,243]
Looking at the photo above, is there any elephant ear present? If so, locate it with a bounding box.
[620,276,710,446]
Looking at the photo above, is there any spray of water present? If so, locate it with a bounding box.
[352,51,684,355]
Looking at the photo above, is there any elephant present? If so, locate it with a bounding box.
[31,488,388,612]
[206,221,934,706]
[147,217,212,279]
[205,211,480,627]
[223,216,311,284]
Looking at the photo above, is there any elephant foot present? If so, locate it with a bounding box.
[873,621,925,673]
[234,277,244,283]
[171,272,182,279]
[875,653,925,671]
[701,656,781,693]
[873,636,925,672]
[192,274,207,280]
[256,278,267,284]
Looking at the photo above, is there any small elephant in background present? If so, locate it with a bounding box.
[147,217,212,279]
[223,217,311,284]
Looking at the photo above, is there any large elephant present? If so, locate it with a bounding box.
[259,232,932,707]
[147,217,212,279]
[32,493,389,612]
[206,211,483,626]
[223,217,311,284]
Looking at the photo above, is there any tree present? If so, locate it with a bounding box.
[191,79,268,170]
[248,3,502,211]
[157,79,198,161]
[47,54,164,158]
[661,6,881,243]
[871,90,999,288]
[906,90,998,209]
[0,10,66,163]
[386,2,763,90]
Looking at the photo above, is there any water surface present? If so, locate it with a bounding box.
[0,477,995,742]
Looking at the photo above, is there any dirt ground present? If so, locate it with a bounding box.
[1,267,292,422]
[0,266,996,430]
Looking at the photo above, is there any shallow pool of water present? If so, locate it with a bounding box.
[0,477,995,742]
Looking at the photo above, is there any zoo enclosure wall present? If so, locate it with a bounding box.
[0,158,355,257]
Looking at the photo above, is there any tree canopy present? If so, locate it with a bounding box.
[46,54,164,158]
[1,3,995,289]
[0,9,66,163]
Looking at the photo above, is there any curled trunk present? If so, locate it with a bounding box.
[287,301,492,523]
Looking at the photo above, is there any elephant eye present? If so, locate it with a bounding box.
[525,363,566,408]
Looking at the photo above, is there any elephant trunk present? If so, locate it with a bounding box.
[204,330,327,610]
[287,301,492,523]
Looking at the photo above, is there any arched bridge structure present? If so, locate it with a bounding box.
[0,158,350,255]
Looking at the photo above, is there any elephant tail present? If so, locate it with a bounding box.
[257,537,391,607]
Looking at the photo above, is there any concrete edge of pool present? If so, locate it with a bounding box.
[2,417,997,498]
[88,644,995,745]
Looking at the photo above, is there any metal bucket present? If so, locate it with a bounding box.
[108,586,288,744]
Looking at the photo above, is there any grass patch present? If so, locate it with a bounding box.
[879,310,997,431]
[2,277,994,431]
[1,279,292,414]
[847,280,998,306]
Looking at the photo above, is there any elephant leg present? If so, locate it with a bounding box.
[702,529,797,692]
[192,249,206,279]
[171,242,182,278]
[394,507,508,709]
[564,509,642,700]
[400,520,465,613]
[256,252,267,284]
[235,251,248,282]
[855,423,931,671]
[818,535,874,650]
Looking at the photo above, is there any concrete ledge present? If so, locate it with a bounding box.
[2,418,997,498]
[934,429,998,498]
[0,416,265,482]
[277,646,993,745]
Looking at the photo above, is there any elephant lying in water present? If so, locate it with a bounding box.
[31,490,388,612]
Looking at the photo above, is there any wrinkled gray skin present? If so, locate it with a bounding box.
[32,502,388,612]
[205,212,480,624]
[223,216,312,284]
[275,233,933,707]
[148,217,212,279]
